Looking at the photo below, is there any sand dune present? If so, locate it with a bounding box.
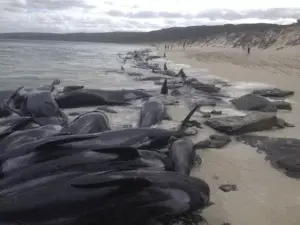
[160,46,300,225]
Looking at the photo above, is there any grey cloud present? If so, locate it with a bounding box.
[195,8,300,21]
[158,12,188,18]
[127,11,158,19]
[105,8,300,21]
[28,0,95,10]
[0,1,299,33]
[104,1,114,6]
[1,0,94,12]
[106,10,188,19]
[247,8,300,20]
[107,10,126,17]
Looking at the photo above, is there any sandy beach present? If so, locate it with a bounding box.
[160,45,300,225]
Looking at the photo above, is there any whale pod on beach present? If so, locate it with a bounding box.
[61,104,200,150]
[0,170,210,225]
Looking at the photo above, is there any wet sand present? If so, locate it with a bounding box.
[161,46,300,225]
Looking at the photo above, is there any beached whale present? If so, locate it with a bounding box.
[138,97,170,128]
[0,147,141,189]
[84,89,152,101]
[55,90,129,109]
[63,85,84,93]
[179,72,221,93]
[138,75,172,81]
[0,124,62,154]
[55,89,150,109]
[62,111,110,134]
[0,117,34,139]
[138,150,173,171]
[237,135,300,178]
[169,138,195,175]
[8,90,69,126]
[0,170,210,225]
[231,93,278,112]
[0,90,15,101]
[0,132,102,167]
[205,113,293,135]
[252,88,294,98]
[0,100,12,118]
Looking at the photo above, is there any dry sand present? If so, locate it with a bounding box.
[160,45,300,225]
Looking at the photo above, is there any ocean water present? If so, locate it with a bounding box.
[0,40,151,90]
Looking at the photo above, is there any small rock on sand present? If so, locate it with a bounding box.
[219,184,238,192]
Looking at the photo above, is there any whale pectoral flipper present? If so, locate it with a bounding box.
[179,104,201,131]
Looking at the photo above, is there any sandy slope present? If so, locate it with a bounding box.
[160,46,300,225]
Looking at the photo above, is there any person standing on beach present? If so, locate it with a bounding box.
[183,42,186,50]
[247,44,251,55]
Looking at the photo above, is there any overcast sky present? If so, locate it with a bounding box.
[1,0,300,32]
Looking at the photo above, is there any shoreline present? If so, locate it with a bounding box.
[159,46,300,225]
[160,45,300,138]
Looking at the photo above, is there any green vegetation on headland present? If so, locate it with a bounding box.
[0,22,300,48]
